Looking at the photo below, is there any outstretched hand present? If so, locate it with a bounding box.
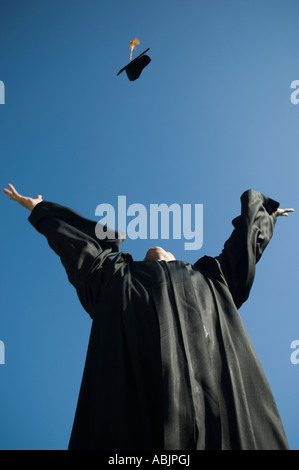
[3,183,43,212]
[275,208,295,217]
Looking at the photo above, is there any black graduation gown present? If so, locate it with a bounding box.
[28,190,289,450]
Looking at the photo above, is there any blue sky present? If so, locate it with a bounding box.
[1,0,298,449]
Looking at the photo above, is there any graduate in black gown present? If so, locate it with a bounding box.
[3,183,294,450]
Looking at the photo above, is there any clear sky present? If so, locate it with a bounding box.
[1,0,298,450]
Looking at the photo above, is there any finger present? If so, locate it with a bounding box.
[2,187,18,200]
[7,183,20,197]
[282,209,295,215]
[3,187,12,195]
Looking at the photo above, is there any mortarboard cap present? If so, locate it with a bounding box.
[117,48,151,81]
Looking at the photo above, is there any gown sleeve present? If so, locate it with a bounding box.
[28,200,126,317]
[195,190,279,309]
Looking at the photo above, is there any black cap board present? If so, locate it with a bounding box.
[117,48,151,81]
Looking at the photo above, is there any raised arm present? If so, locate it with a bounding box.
[217,190,294,309]
[3,183,126,317]
[195,190,294,310]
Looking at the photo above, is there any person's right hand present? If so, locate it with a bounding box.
[275,208,294,217]
[3,183,43,212]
